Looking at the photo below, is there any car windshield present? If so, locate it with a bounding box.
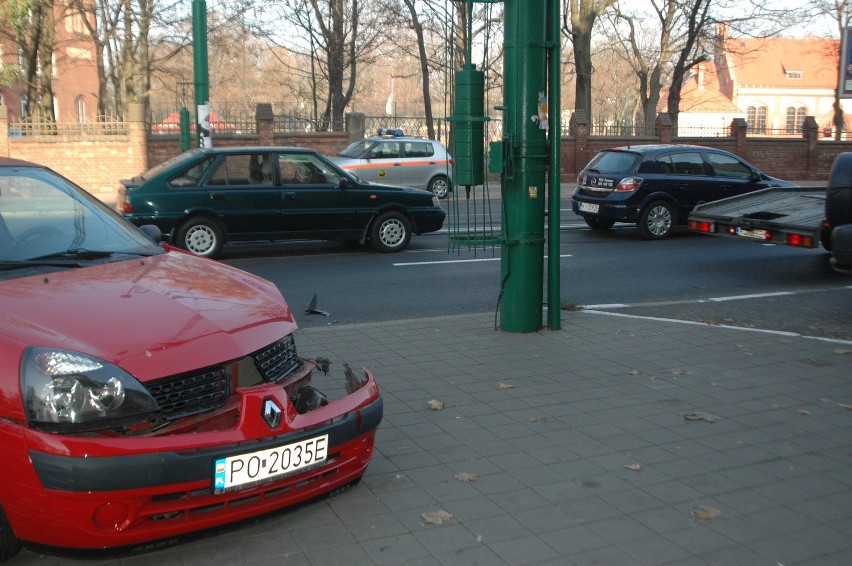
[586,151,641,175]
[337,141,372,159]
[0,167,162,265]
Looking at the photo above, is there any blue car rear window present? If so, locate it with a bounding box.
[586,151,641,174]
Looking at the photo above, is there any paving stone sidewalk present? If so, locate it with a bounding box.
[12,311,852,565]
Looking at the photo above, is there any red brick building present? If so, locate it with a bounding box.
[0,2,99,122]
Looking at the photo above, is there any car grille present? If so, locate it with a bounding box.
[145,336,300,421]
[253,335,300,383]
[147,366,231,421]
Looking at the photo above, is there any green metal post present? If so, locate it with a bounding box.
[547,0,562,330]
[192,0,210,147]
[500,0,548,332]
[179,107,191,151]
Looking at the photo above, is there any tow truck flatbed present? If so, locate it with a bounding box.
[688,186,827,249]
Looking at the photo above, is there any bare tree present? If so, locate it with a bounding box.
[603,0,680,128]
[1,0,62,119]
[565,0,618,122]
[663,0,712,131]
[252,0,381,131]
[69,0,121,118]
[815,0,851,138]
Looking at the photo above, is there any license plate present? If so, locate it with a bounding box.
[579,202,600,214]
[736,228,767,240]
[214,434,329,493]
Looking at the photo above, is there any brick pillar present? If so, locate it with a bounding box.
[345,112,365,143]
[570,109,589,176]
[126,102,148,173]
[731,117,748,156]
[803,115,819,177]
[655,113,672,143]
[0,105,8,157]
[256,103,274,145]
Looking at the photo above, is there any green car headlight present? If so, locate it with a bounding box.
[21,348,159,432]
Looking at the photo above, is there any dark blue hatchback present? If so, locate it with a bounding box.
[571,144,796,239]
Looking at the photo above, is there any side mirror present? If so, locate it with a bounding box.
[138,224,163,243]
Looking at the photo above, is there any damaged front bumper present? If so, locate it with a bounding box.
[4,360,382,551]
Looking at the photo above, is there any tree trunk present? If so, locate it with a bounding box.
[404,0,435,139]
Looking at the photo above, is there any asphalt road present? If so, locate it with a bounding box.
[220,204,851,342]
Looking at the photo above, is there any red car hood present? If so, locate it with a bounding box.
[0,251,296,381]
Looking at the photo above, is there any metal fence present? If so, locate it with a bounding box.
[588,123,658,137]
[138,104,824,143]
[8,115,128,137]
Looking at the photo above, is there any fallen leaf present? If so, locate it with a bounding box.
[427,399,444,411]
[648,375,657,381]
[628,370,641,376]
[682,411,719,423]
[421,510,454,525]
[834,348,852,355]
[690,506,720,520]
[839,403,852,411]
[498,383,514,390]
[454,472,478,483]
[797,409,810,416]
[623,463,642,472]
[529,415,546,422]
[669,368,690,376]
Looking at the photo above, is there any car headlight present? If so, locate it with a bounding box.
[21,348,160,432]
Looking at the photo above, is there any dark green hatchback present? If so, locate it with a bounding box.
[117,146,446,258]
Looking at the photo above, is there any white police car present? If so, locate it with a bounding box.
[330,129,454,198]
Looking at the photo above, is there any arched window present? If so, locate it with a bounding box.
[747,105,767,133]
[786,106,806,134]
[75,95,88,123]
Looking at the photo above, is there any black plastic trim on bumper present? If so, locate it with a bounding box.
[30,396,383,493]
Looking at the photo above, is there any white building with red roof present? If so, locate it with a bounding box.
[677,29,850,136]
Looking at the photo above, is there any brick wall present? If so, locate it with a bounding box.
[559,113,852,182]
[1,103,147,205]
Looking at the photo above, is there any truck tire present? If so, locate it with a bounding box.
[827,152,852,228]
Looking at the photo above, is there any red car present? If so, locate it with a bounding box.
[0,157,382,560]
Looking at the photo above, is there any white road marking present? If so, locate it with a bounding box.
[581,309,852,346]
[708,291,794,302]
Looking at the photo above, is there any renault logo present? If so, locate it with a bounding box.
[262,398,282,429]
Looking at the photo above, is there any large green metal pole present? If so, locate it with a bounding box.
[500,0,548,332]
[547,0,562,330]
[192,0,210,147]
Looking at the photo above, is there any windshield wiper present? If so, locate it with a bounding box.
[30,248,160,261]
[0,259,83,270]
